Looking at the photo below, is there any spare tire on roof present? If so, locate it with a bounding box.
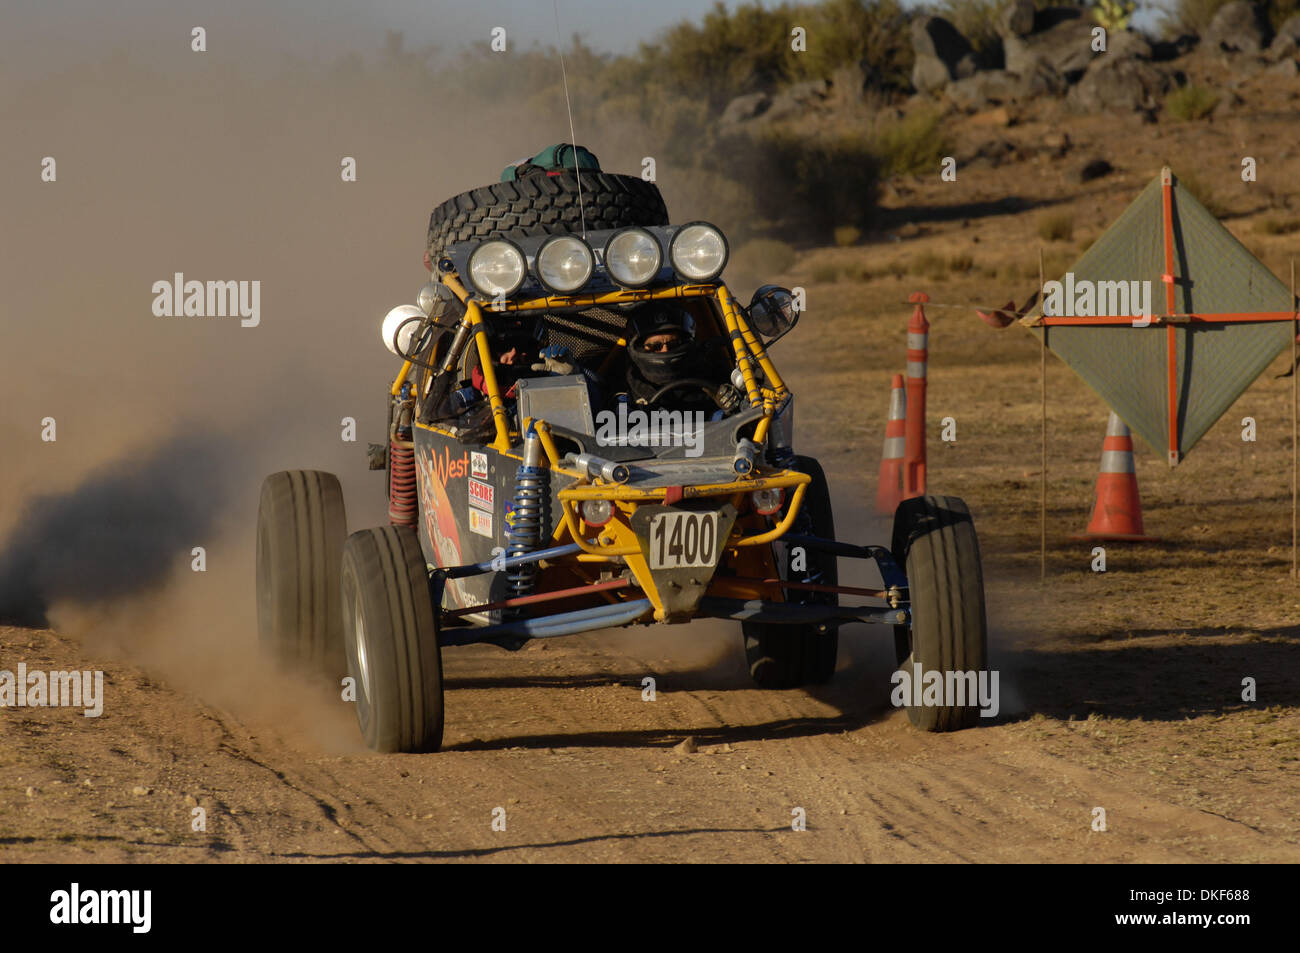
[425,171,669,263]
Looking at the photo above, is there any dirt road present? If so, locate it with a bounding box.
[4,541,1296,863]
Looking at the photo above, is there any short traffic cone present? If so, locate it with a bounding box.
[875,374,906,514]
[1075,412,1157,541]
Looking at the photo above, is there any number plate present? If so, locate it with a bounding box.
[648,511,720,569]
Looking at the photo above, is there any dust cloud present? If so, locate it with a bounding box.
[0,5,619,739]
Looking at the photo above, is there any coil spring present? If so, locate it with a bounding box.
[505,465,548,597]
[388,439,417,528]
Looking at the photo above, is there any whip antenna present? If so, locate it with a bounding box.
[552,0,586,236]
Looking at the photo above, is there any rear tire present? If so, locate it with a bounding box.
[744,456,839,688]
[341,526,444,753]
[256,470,347,674]
[890,495,988,731]
[426,172,670,262]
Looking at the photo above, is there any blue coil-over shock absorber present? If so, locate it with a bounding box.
[505,423,548,597]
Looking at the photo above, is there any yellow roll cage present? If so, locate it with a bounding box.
[390,270,807,619]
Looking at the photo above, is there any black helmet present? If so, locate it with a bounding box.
[626,304,697,387]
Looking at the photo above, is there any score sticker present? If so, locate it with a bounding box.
[468,479,494,511]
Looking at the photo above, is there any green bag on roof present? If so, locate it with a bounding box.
[501,143,601,181]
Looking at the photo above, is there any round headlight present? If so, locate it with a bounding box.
[536,235,594,294]
[416,280,439,315]
[603,228,663,288]
[580,498,613,527]
[669,222,728,283]
[467,240,526,299]
[381,304,426,357]
[751,487,784,517]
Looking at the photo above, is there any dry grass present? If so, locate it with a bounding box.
[1165,84,1220,122]
[1037,211,1075,243]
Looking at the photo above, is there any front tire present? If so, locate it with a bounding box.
[256,470,347,674]
[891,495,988,731]
[744,456,839,688]
[341,526,444,753]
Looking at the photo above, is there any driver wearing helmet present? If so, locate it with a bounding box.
[618,303,732,412]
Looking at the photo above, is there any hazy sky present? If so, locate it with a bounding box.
[2,0,1167,87]
[1,0,800,78]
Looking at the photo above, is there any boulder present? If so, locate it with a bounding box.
[1107,30,1152,60]
[945,64,1064,110]
[912,54,954,93]
[1268,34,1299,61]
[1267,16,1300,60]
[1068,57,1171,112]
[1001,0,1036,37]
[1278,13,1300,42]
[719,92,770,126]
[1204,1,1271,55]
[1004,13,1099,84]
[764,79,830,121]
[910,16,977,90]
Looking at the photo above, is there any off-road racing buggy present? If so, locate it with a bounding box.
[256,154,989,753]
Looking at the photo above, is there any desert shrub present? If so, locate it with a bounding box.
[1092,0,1137,30]
[641,0,916,109]
[834,225,863,246]
[642,2,798,112]
[811,262,842,282]
[1037,211,1075,242]
[1164,84,1219,120]
[949,252,976,272]
[792,0,914,90]
[910,250,949,280]
[873,109,954,177]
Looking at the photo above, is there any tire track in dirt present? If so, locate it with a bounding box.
[4,616,1296,863]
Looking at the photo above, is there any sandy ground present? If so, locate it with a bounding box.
[5,261,1300,861]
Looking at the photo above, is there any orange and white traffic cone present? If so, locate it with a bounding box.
[876,373,907,514]
[1076,412,1157,541]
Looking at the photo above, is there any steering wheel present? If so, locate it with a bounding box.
[647,378,722,407]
